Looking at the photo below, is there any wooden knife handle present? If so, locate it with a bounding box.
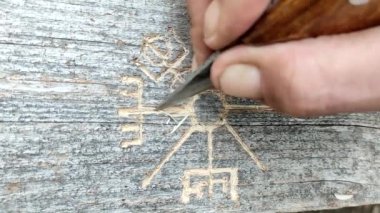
[240,0,380,45]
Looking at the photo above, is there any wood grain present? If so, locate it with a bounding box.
[0,0,379,212]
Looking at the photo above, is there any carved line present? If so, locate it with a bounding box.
[120,76,144,106]
[225,123,267,171]
[120,124,143,148]
[142,127,199,189]
[207,129,213,195]
[118,104,191,148]
[169,115,189,135]
[225,104,272,111]
[217,92,272,112]
[118,106,191,117]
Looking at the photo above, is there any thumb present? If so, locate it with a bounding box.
[211,27,380,117]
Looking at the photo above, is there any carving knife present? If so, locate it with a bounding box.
[156,0,380,110]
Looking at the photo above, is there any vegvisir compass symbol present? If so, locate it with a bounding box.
[119,29,269,203]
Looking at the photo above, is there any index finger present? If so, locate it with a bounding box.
[187,0,213,66]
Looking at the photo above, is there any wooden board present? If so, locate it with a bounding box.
[0,0,379,212]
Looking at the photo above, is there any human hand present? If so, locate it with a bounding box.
[187,0,380,117]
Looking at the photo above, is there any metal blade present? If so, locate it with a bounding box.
[156,52,219,110]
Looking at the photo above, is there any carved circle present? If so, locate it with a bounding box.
[194,93,224,124]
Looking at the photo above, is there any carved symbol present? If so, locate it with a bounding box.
[181,168,239,204]
[138,93,271,191]
[133,28,190,87]
[118,75,190,148]
[181,129,238,204]
[119,29,272,204]
[119,77,145,148]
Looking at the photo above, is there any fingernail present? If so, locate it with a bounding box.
[191,55,198,70]
[219,64,262,99]
[204,0,220,41]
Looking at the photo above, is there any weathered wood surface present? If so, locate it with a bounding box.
[0,0,379,212]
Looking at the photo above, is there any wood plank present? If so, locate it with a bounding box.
[0,0,379,212]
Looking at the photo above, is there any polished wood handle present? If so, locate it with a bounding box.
[241,0,380,45]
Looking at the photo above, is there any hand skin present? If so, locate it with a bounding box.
[187,0,380,117]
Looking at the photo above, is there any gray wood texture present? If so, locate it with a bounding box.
[0,0,379,212]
